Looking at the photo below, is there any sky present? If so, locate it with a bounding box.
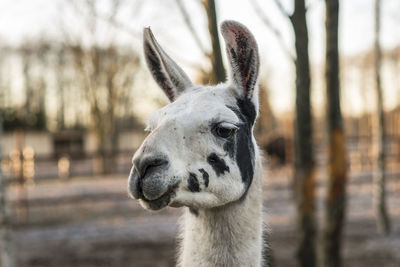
[0,0,399,118]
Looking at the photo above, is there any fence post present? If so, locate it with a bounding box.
[14,130,28,222]
[0,115,17,267]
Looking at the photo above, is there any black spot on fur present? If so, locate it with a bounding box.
[207,153,230,176]
[223,137,235,159]
[236,98,257,123]
[187,172,200,192]
[189,207,199,216]
[198,168,209,187]
[228,98,256,201]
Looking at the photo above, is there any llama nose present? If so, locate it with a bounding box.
[135,155,169,178]
[128,155,169,199]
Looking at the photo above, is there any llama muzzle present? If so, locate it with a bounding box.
[128,154,177,210]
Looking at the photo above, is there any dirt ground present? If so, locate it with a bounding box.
[6,166,400,267]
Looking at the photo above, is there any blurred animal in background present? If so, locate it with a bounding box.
[262,135,293,166]
[128,20,269,267]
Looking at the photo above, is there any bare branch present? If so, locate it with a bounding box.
[67,0,141,41]
[99,14,142,40]
[175,0,208,55]
[273,0,292,18]
[250,0,296,62]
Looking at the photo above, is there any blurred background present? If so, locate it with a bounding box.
[0,0,399,266]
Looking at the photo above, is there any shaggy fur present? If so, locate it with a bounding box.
[128,20,265,267]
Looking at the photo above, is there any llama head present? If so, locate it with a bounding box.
[128,20,260,211]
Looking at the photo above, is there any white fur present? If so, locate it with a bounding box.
[178,150,264,267]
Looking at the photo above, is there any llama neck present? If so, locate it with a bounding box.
[179,156,263,267]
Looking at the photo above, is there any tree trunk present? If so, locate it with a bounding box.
[256,83,277,139]
[56,48,66,130]
[93,123,118,175]
[322,1,348,267]
[373,0,391,236]
[289,1,317,267]
[202,0,226,84]
[100,128,118,175]
[0,115,17,267]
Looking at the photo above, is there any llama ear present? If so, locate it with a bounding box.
[221,20,260,101]
[143,27,193,102]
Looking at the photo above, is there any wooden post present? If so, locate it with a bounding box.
[0,115,17,267]
[15,130,28,222]
[373,0,391,236]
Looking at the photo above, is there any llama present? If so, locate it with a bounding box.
[128,20,265,267]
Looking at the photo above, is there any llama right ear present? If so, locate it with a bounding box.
[143,27,193,102]
[221,21,260,101]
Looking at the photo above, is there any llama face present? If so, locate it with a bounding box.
[128,20,259,211]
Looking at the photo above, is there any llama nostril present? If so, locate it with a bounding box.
[128,166,143,199]
[137,156,169,179]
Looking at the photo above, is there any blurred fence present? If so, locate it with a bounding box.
[1,129,146,181]
[0,117,399,228]
[2,134,399,182]
[1,129,399,267]
[2,151,135,182]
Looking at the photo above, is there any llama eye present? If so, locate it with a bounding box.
[215,126,235,138]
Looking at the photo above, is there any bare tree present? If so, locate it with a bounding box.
[0,115,16,267]
[21,45,35,118]
[70,44,139,173]
[251,1,316,266]
[175,0,226,84]
[249,0,295,62]
[55,45,67,130]
[256,81,277,139]
[322,1,348,267]
[289,3,316,267]
[66,0,140,174]
[373,0,391,236]
[201,0,225,83]
[19,41,50,130]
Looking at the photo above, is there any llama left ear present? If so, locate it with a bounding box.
[144,27,193,102]
[221,20,260,101]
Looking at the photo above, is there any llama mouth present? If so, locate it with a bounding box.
[140,182,179,210]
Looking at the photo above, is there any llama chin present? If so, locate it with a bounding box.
[128,20,267,267]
